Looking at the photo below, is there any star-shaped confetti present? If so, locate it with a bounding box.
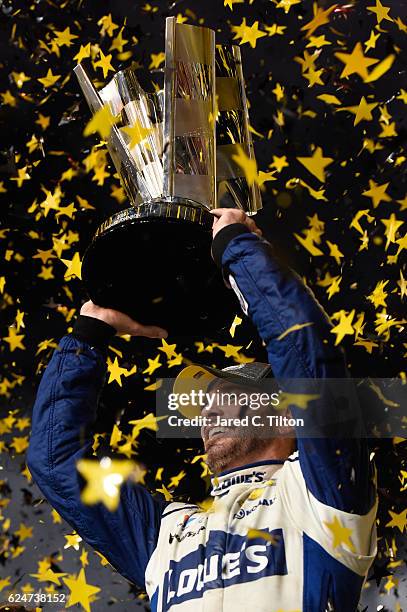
[324,515,355,551]
[330,310,355,345]
[301,3,337,38]
[77,457,140,511]
[335,43,379,80]
[3,327,25,352]
[38,68,61,88]
[240,21,267,48]
[224,0,244,9]
[83,104,120,140]
[362,180,391,207]
[232,146,259,186]
[297,146,333,182]
[31,567,67,585]
[74,43,92,63]
[63,568,101,612]
[340,96,378,126]
[386,508,407,533]
[381,214,403,250]
[106,357,130,386]
[93,49,115,78]
[142,354,162,376]
[0,2,406,604]
[60,252,82,280]
[121,121,153,148]
[367,0,392,25]
[149,52,165,69]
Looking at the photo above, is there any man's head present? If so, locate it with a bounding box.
[173,363,296,474]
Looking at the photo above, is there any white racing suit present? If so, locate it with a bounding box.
[28,226,377,611]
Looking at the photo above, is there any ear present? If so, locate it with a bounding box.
[275,407,295,437]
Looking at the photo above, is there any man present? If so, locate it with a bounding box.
[27,208,377,611]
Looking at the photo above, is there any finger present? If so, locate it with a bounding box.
[245,219,260,233]
[133,324,168,339]
[210,208,246,217]
[209,210,223,218]
[246,217,262,233]
[212,209,248,225]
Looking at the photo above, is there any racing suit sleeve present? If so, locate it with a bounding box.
[27,316,167,588]
[212,224,376,516]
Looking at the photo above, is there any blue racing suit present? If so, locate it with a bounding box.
[27,224,377,611]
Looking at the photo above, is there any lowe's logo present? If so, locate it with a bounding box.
[212,471,265,494]
[162,529,286,610]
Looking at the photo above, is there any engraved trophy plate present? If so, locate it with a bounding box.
[74,18,262,334]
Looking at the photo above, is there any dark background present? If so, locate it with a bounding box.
[0,0,406,609]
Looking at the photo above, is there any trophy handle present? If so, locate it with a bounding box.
[74,64,159,203]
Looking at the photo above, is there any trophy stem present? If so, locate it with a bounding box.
[74,64,157,203]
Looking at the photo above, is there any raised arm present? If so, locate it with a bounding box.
[27,307,168,587]
[211,209,376,516]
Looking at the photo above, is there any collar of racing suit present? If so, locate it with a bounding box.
[210,459,286,497]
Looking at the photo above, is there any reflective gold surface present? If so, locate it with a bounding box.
[75,18,262,214]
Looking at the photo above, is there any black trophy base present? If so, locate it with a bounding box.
[81,199,239,336]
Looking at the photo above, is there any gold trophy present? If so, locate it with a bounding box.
[74,18,261,334]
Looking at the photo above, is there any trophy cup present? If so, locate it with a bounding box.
[74,18,261,334]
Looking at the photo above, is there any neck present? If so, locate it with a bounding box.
[222,437,295,473]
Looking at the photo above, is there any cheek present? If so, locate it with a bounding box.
[230,404,242,417]
[207,436,236,454]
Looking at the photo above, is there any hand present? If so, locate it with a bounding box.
[80,300,168,339]
[210,208,263,239]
